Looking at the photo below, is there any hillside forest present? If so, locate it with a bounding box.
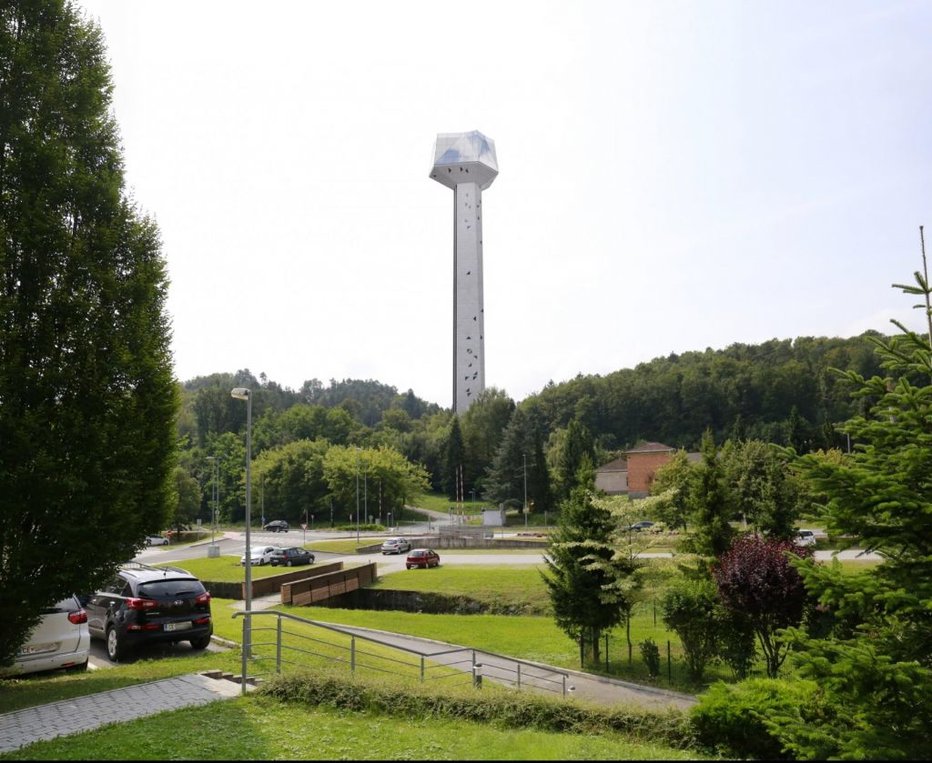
[172,332,887,529]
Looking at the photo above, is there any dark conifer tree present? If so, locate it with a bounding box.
[0,1,177,666]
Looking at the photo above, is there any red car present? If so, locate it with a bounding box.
[406,548,440,570]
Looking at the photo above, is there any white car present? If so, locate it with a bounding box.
[240,545,282,566]
[2,595,90,676]
[145,535,169,546]
[795,529,817,547]
[381,537,412,555]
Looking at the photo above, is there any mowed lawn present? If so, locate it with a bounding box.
[0,695,704,761]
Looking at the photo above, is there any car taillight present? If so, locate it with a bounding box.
[126,597,157,610]
[195,592,211,606]
[194,616,211,625]
[68,609,88,624]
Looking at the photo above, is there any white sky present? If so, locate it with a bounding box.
[77,0,932,408]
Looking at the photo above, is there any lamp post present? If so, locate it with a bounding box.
[206,456,219,553]
[523,453,528,528]
[231,387,252,695]
[355,447,361,543]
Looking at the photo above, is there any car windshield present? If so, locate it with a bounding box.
[137,580,206,599]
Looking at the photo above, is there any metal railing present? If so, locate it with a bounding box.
[231,609,571,698]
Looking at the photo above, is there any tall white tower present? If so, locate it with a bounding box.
[430,130,498,414]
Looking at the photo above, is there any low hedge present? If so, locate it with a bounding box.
[258,670,697,750]
[690,677,821,760]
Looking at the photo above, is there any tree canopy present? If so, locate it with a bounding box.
[0,1,177,666]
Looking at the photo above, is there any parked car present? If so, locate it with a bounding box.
[84,562,212,662]
[381,537,411,555]
[240,545,282,566]
[263,520,289,533]
[406,548,440,569]
[1,595,89,676]
[627,521,655,532]
[268,547,315,567]
[795,529,817,547]
[145,535,169,546]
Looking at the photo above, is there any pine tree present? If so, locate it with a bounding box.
[542,478,629,665]
[774,232,932,759]
[0,2,177,666]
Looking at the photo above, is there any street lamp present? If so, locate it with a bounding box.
[206,456,219,552]
[355,447,361,543]
[231,386,252,695]
[523,453,528,528]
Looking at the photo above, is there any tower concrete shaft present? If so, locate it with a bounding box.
[430,131,498,414]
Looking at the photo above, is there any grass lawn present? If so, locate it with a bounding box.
[373,566,553,613]
[0,694,704,761]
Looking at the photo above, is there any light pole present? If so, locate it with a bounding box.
[206,456,219,553]
[231,387,252,695]
[364,461,368,526]
[523,453,528,528]
[355,447,361,543]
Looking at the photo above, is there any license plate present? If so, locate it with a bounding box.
[164,621,192,632]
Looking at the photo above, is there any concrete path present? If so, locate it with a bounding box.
[325,622,696,712]
[0,673,245,755]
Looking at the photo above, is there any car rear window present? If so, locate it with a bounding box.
[39,596,81,615]
[138,579,206,599]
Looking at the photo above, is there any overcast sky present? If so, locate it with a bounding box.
[77,0,932,408]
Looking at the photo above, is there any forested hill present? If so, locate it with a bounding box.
[521,332,887,453]
[180,332,888,459]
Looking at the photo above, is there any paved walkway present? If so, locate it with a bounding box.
[0,673,245,755]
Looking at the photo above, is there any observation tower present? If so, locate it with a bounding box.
[429,130,498,414]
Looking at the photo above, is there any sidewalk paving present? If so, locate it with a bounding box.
[0,673,245,755]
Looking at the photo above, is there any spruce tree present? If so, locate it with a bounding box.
[775,236,932,758]
[542,460,630,665]
[0,1,177,666]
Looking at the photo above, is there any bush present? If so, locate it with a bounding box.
[661,577,720,683]
[640,639,661,679]
[690,678,820,760]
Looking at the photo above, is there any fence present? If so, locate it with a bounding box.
[230,609,571,699]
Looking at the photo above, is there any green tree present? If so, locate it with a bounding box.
[0,1,177,667]
[252,439,330,524]
[649,449,695,531]
[660,576,721,683]
[685,430,735,557]
[460,387,515,496]
[721,439,802,540]
[554,419,596,501]
[442,416,466,501]
[170,466,202,533]
[542,480,629,665]
[775,249,932,758]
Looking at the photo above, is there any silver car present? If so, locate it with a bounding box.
[381,537,411,555]
[3,595,90,676]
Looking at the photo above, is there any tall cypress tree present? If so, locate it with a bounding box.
[0,2,177,666]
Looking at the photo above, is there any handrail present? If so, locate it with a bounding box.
[232,608,571,696]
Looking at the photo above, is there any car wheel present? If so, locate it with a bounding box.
[189,634,212,650]
[106,626,126,663]
[406,564,412,570]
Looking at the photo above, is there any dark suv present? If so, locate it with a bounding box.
[84,562,212,662]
